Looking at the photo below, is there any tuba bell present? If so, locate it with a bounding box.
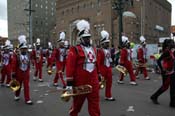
[60,85,92,102]
[9,79,20,92]
[115,65,128,76]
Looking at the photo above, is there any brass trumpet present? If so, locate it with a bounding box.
[9,79,20,92]
[60,85,92,102]
[115,65,128,76]
[47,69,53,75]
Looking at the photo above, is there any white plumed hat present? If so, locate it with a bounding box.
[36,38,40,45]
[140,36,146,44]
[76,19,91,38]
[4,40,11,49]
[58,32,66,43]
[100,30,110,44]
[18,35,28,49]
[122,36,129,43]
[48,42,52,49]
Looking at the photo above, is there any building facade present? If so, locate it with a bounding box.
[8,0,29,46]
[8,0,56,47]
[56,0,171,46]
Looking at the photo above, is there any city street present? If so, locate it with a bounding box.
[0,66,175,116]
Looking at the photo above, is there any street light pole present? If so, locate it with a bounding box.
[118,0,123,46]
[113,0,124,46]
[113,0,133,46]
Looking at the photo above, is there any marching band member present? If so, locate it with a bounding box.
[12,35,33,105]
[66,19,100,116]
[0,40,12,87]
[117,36,137,85]
[63,40,70,72]
[135,36,150,80]
[32,38,43,82]
[46,42,53,68]
[51,32,66,87]
[98,30,115,101]
[150,39,175,108]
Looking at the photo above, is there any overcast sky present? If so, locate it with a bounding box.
[0,0,175,37]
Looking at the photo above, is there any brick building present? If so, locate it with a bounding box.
[55,0,171,46]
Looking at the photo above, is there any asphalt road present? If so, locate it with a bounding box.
[0,66,175,116]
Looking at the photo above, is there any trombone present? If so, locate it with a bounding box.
[60,85,92,102]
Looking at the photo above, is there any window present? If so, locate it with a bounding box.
[41,5,43,8]
[46,6,48,9]
[35,4,38,7]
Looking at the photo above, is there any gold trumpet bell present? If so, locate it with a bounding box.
[60,91,72,102]
[10,79,20,92]
[47,69,52,75]
[99,79,106,89]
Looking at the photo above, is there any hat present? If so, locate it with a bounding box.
[18,35,28,49]
[140,36,146,45]
[48,42,53,49]
[58,32,65,43]
[3,40,11,49]
[76,20,91,38]
[122,36,129,43]
[9,44,13,49]
[100,30,110,44]
[36,38,40,45]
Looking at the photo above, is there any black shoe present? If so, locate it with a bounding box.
[105,97,116,101]
[150,96,159,104]
[63,86,66,89]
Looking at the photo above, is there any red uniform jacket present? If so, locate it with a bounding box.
[119,48,132,65]
[66,45,100,86]
[97,49,111,74]
[51,48,66,72]
[137,47,147,63]
[31,49,43,65]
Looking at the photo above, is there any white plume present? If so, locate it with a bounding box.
[140,36,145,42]
[18,35,27,44]
[5,40,11,46]
[36,38,40,43]
[48,42,52,46]
[60,32,66,40]
[76,20,90,32]
[122,36,128,43]
[101,30,109,39]
[33,43,36,47]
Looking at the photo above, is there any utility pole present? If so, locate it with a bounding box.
[24,0,35,45]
